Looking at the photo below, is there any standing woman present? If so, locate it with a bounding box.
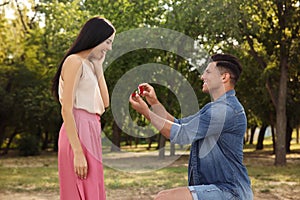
[52,17,115,200]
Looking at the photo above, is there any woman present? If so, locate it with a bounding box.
[52,17,115,200]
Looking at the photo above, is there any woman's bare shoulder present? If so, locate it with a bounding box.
[65,54,83,66]
[61,54,83,78]
[62,54,83,71]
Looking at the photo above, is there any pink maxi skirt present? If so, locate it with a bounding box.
[58,108,106,200]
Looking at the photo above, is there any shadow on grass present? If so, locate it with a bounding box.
[0,144,300,200]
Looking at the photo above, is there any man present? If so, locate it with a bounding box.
[129,54,253,200]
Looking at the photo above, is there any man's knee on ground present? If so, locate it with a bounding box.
[154,187,193,200]
[154,189,170,200]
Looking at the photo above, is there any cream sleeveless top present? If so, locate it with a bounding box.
[58,60,105,115]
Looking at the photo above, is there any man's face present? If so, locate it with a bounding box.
[201,62,224,93]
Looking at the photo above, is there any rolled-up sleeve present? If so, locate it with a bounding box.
[170,102,227,145]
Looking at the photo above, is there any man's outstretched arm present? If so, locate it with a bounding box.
[129,94,173,139]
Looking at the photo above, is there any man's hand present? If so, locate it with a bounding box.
[129,84,173,138]
[129,93,150,118]
[139,83,159,106]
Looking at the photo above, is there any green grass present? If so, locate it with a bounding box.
[247,163,300,192]
[0,156,187,197]
[0,142,299,199]
[0,166,58,192]
[104,166,187,190]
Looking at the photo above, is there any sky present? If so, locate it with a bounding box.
[0,0,35,19]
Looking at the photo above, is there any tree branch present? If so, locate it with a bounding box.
[0,1,9,7]
[265,80,278,108]
[239,17,278,107]
[29,5,39,29]
[14,0,29,33]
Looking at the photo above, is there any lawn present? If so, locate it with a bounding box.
[0,142,299,200]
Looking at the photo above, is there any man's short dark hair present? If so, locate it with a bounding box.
[211,54,242,85]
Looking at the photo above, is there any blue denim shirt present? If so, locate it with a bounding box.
[170,90,253,200]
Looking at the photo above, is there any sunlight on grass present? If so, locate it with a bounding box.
[0,166,59,192]
[249,164,300,194]
[0,142,299,199]
[104,166,187,190]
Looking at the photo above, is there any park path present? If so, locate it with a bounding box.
[1,150,299,200]
[1,188,298,200]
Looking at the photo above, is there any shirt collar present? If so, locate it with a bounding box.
[215,89,236,102]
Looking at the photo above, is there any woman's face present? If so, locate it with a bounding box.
[90,33,115,60]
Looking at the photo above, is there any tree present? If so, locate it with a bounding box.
[235,0,299,165]
[1,0,298,160]
[0,0,72,153]
[83,0,170,153]
[164,0,300,165]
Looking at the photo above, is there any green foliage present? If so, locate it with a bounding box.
[0,148,299,198]
[0,0,62,152]
[0,0,299,155]
[17,134,41,156]
[165,0,299,132]
[83,0,166,31]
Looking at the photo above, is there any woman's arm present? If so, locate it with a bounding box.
[91,57,109,108]
[98,75,109,108]
[60,55,88,179]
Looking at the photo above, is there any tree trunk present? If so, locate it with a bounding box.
[297,127,299,144]
[158,134,166,159]
[53,118,62,152]
[0,124,6,151]
[275,55,288,166]
[147,138,152,150]
[249,125,257,144]
[286,121,293,153]
[111,120,121,152]
[170,143,175,156]
[126,135,132,147]
[156,134,160,150]
[244,128,250,144]
[135,137,139,148]
[53,130,59,152]
[42,131,49,150]
[147,135,155,150]
[2,129,18,155]
[256,124,268,150]
[271,125,276,154]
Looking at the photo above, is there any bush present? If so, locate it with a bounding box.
[18,134,41,156]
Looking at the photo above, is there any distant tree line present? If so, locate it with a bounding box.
[0,0,299,166]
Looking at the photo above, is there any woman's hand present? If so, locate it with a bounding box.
[74,151,88,179]
[90,55,106,78]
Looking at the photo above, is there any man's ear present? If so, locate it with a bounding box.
[222,72,231,83]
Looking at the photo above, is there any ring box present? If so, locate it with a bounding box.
[131,85,144,97]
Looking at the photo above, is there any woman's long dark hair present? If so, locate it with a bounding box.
[52,17,115,100]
